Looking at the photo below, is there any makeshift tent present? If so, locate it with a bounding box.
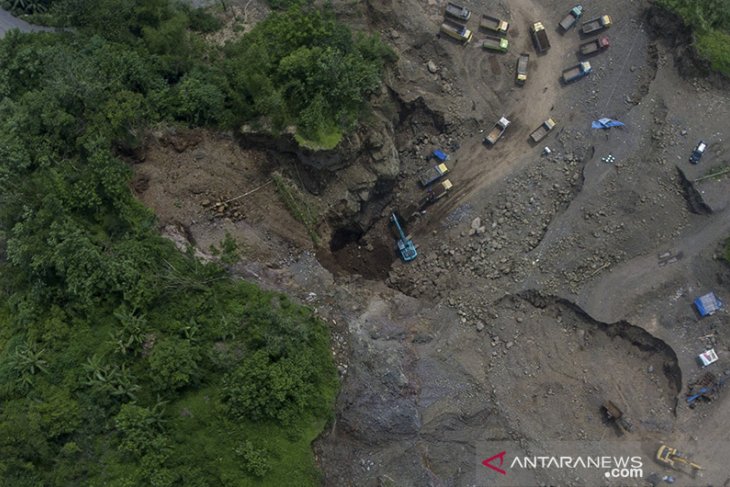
[591,118,625,129]
[694,292,723,317]
[432,149,449,162]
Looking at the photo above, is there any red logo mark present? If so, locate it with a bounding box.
[482,451,507,475]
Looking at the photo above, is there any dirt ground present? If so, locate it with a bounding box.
[135,0,730,485]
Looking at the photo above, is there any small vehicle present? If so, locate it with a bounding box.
[530,22,551,53]
[480,14,509,34]
[690,140,706,164]
[516,53,529,84]
[559,5,583,32]
[440,21,473,44]
[562,61,592,83]
[482,35,509,53]
[581,15,612,35]
[529,118,556,143]
[580,36,609,56]
[484,116,510,145]
[445,2,471,21]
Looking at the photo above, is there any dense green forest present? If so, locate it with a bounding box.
[656,0,730,75]
[0,0,393,485]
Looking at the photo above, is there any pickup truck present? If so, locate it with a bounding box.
[559,6,583,32]
[516,53,529,84]
[418,180,453,209]
[562,61,592,83]
[580,36,609,56]
[445,2,471,22]
[484,116,510,145]
[419,163,449,187]
[530,22,551,53]
[480,14,509,34]
[440,21,473,44]
[482,35,509,53]
[529,118,556,143]
[581,15,612,35]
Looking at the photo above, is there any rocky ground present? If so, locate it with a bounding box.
[134,0,730,485]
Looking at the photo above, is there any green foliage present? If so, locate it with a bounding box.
[236,440,272,477]
[174,69,226,125]
[115,402,167,458]
[223,7,395,147]
[185,6,223,33]
[0,1,353,484]
[696,29,730,74]
[223,349,315,424]
[147,336,201,391]
[272,172,321,244]
[656,0,730,75]
[210,231,241,265]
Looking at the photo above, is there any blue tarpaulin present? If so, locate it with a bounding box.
[433,149,449,162]
[592,118,625,129]
[694,292,723,317]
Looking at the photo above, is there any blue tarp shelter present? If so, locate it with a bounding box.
[591,118,625,129]
[694,292,723,317]
[433,149,449,162]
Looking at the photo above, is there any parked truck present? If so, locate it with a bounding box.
[480,14,509,34]
[418,179,453,209]
[562,61,592,83]
[529,118,556,143]
[559,5,583,32]
[580,36,609,56]
[530,22,551,53]
[581,15,612,35]
[440,21,473,44]
[482,35,509,53]
[445,2,471,22]
[516,53,529,84]
[419,163,449,187]
[484,116,510,145]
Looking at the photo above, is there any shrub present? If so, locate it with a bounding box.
[148,337,200,391]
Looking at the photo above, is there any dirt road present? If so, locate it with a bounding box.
[0,8,50,36]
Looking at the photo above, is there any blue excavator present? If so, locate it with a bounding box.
[390,213,417,262]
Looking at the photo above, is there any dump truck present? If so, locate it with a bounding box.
[480,14,509,34]
[419,163,449,187]
[440,21,473,44]
[529,118,556,143]
[484,116,510,145]
[516,53,529,84]
[559,5,583,31]
[562,61,592,83]
[580,36,609,55]
[418,179,453,209]
[445,2,471,22]
[482,35,509,53]
[530,22,551,53]
[602,400,634,433]
[581,15,612,35]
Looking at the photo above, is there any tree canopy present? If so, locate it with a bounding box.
[0,0,373,484]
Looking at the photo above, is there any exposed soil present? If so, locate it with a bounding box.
[136,0,730,485]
